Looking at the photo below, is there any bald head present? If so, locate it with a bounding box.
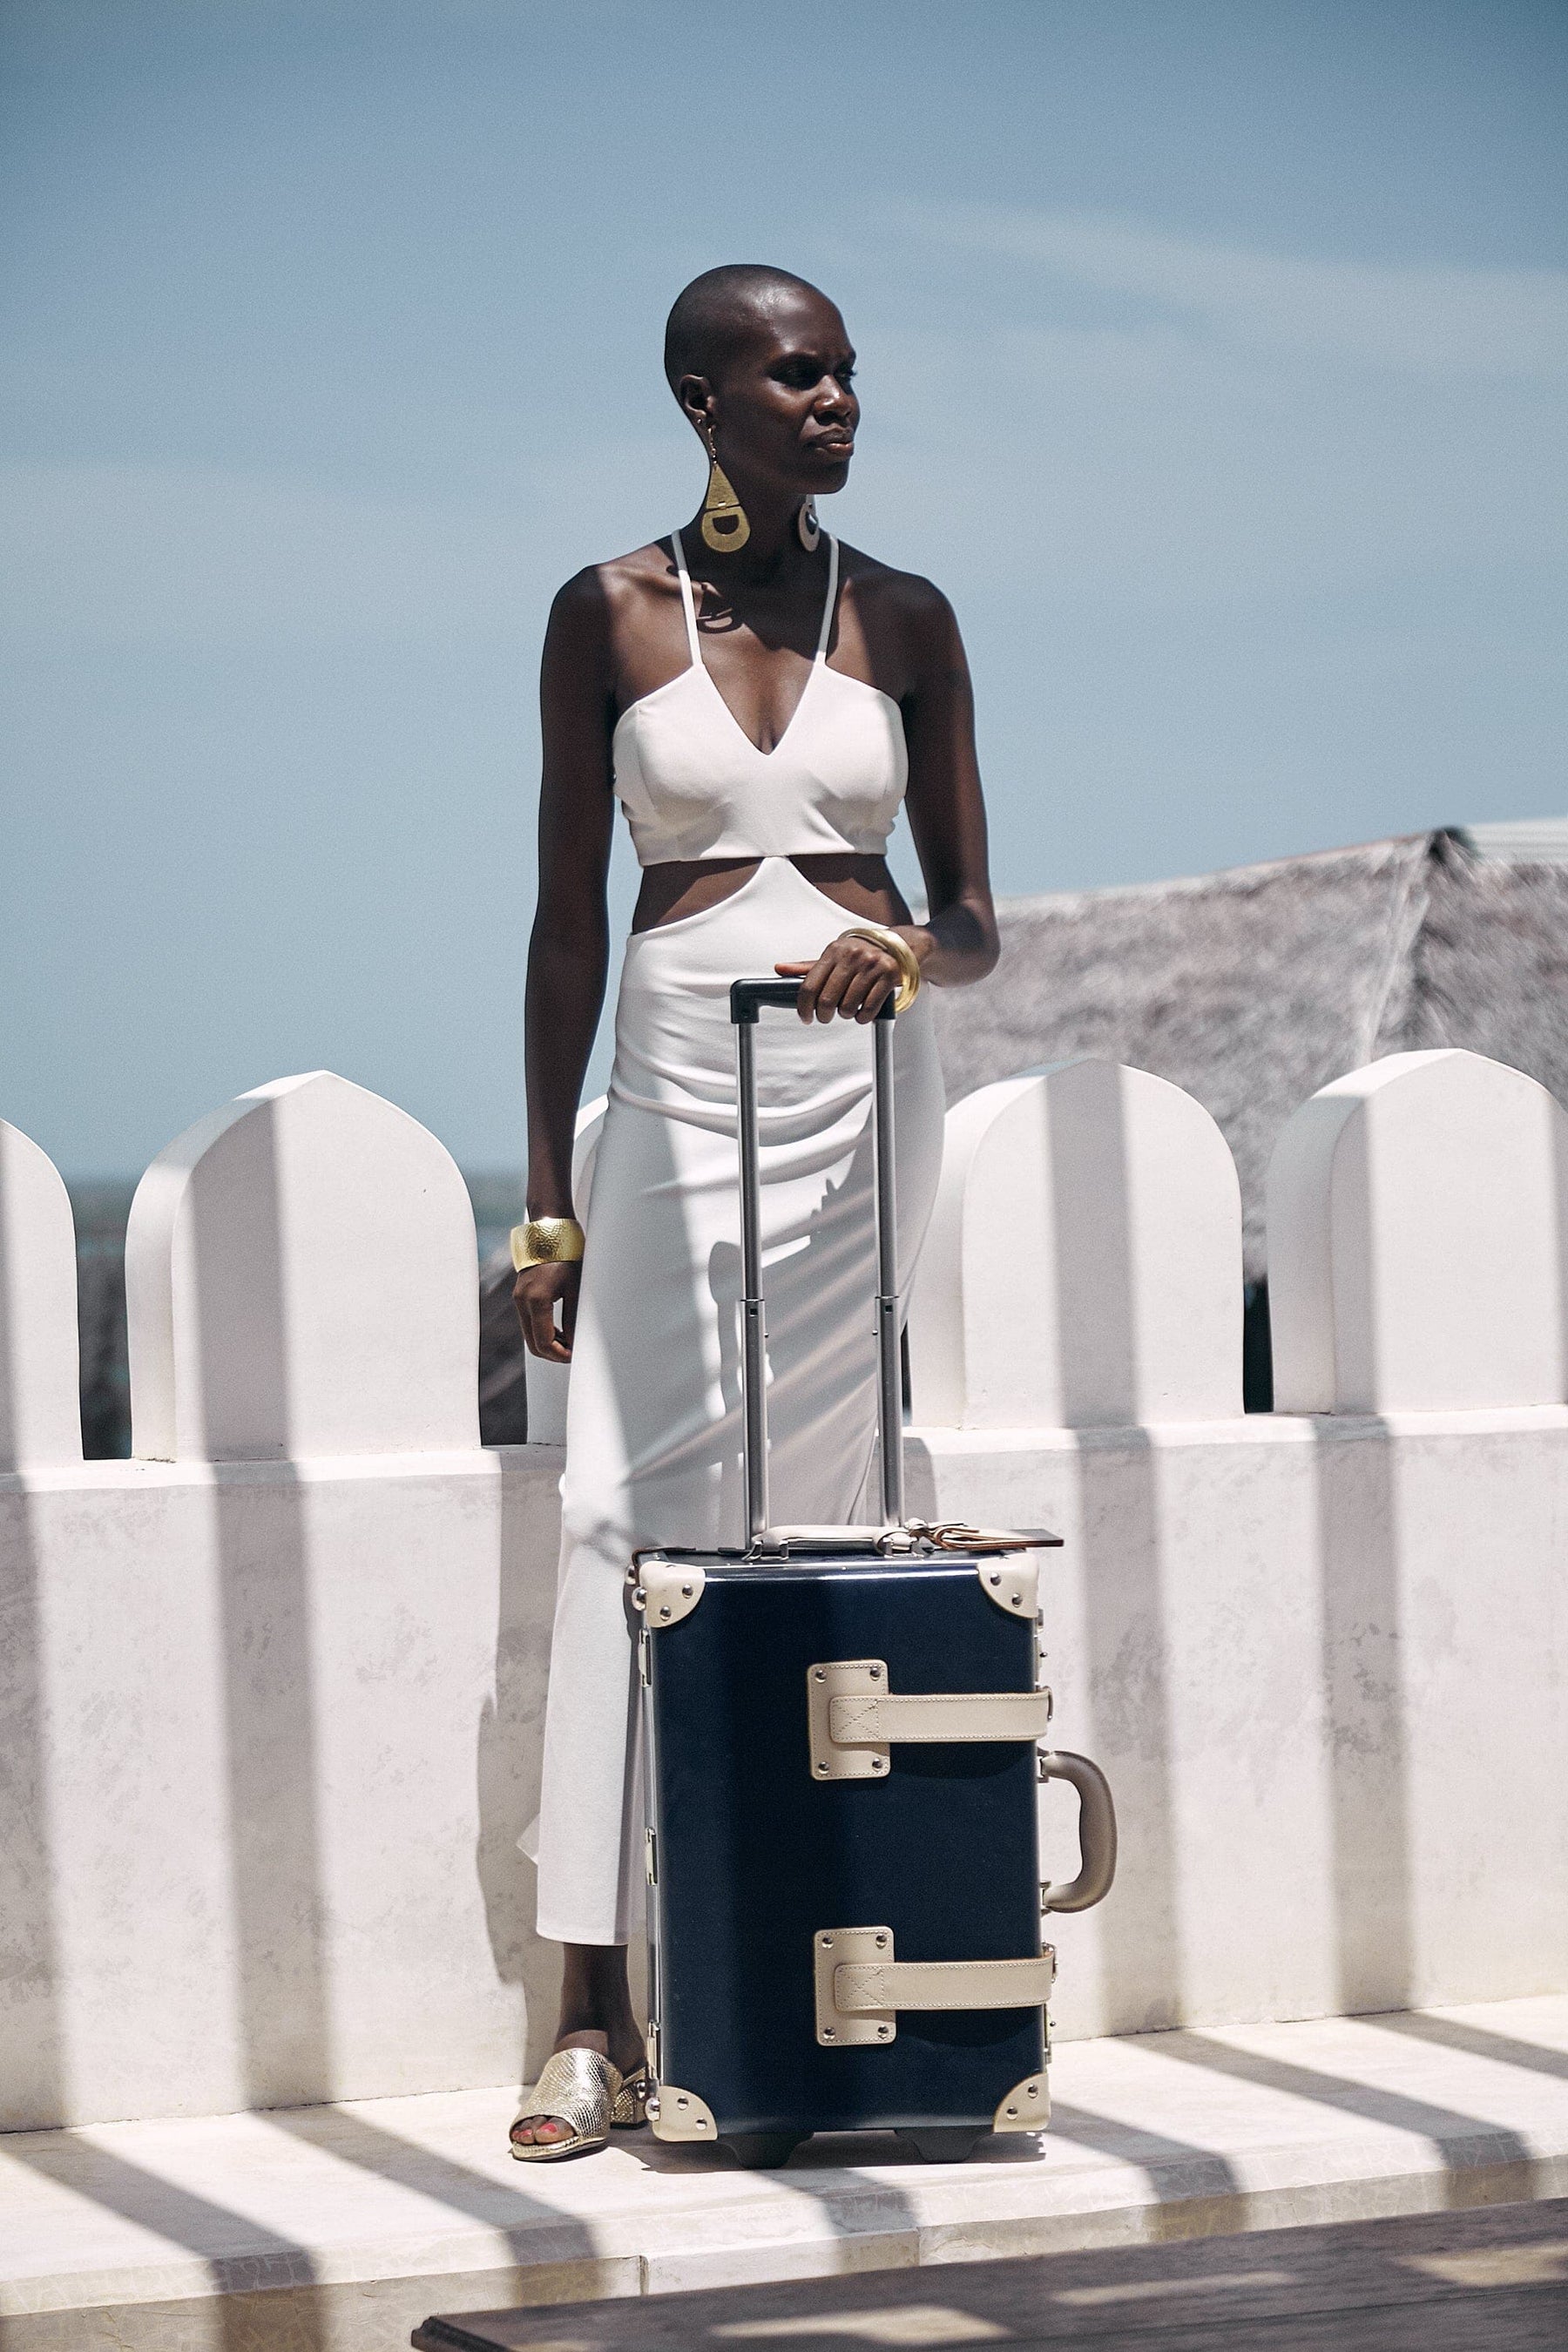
[664,264,830,392]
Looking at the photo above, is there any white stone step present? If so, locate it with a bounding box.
[3,1996,1565,2351]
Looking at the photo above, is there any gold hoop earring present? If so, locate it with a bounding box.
[700,431,750,552]
[797,498,821,552]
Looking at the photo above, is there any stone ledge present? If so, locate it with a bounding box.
[2,1995,1565,2350]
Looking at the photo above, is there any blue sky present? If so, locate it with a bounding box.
[3,0,1565,1172]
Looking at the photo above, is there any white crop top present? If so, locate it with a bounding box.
[612,531,908,867]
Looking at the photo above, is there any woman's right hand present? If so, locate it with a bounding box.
[514,1260,580,1363]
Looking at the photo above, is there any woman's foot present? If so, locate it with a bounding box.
[510,2027,647,2153]
[510,1946,647,2154]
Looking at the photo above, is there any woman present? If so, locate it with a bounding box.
[510,264,999,2157]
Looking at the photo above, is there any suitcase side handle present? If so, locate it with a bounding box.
[1037,1750,1119,1913]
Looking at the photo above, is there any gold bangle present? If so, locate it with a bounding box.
[843,923,923,1013]
[511,1216,585,1272]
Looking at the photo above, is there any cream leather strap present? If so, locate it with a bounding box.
[828,1687,1053,1747]
[808,1659,1053,1781]
[837,1955,1057,2012]
[814,1925,1057,2046]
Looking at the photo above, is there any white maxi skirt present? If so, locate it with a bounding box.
[532,856,946,1944]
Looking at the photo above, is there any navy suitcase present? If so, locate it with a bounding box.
[630,979,1116,2168]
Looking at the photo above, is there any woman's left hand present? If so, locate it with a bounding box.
[776,930,912,1024]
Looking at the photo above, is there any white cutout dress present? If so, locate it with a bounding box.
[532,535,946,1943]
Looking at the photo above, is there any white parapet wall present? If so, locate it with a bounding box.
[0,1120,82,1471]
[903,1051,1568,2038]
[907,1412,1568,2042]
[2,1051,1566,2131]
[3,1076,559,2132]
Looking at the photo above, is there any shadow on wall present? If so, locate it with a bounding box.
[475,1452,561,2082]
[1266,1046,1568,2021]
[0,1241,66,2135]
[2,1139,336,2352]
[1309,1109,1409,2015]
[1042,1075,1186,2038]
[188,1099,334,2116]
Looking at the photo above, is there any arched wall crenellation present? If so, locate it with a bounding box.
[0,1119,84,1470]
[3,1050,1565,1461]
[125,1069,481,1461]
[1267,1048,1568,1416]
[907,1059,1246,1430]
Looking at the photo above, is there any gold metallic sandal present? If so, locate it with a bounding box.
[509,2047,622,2162]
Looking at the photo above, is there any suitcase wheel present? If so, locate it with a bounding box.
[895,2127,985,2164]
[722,2132,806,2169]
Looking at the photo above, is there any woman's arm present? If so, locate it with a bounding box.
[516,571,618,1363]
[896,583,999,987]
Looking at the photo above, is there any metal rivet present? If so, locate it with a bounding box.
[1026,2085,1038,2099]
[816,1761,829,1774]
[696,2117,709,2127]
[875,1933,887,1949]
[659,1605,671,1620]
[676,2094,688,2106]
[876,2026,890,2040]
[821,1934,834,1947]
[1011,1592,1021,1605]
[1005,2104,1017,2118]
[822,2027,836,2040]
[681,1583,693,1597]
[869,1665,882,1679]
[989,1571,1001,1585]
[632,1586,645,1606]
[872,1757,887,1771]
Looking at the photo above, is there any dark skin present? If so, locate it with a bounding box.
[511,285,998,2144]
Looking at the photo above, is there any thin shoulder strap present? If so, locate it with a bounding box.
[668,531,703,668]
[814,534,841,663]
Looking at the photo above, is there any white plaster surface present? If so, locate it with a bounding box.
[0,1448,565,2132]
[4,1413,1565,2132]
[910,1413,1568,2042]
[0,1121,81,1470]
[1268,1048,1568,1414]
[2,1997,1564,2349]
[125,1071,480,1461]
[4,1047,1567,2144]
[907,1062,1244,1429]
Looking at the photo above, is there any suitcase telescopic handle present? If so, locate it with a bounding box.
[729,977,896,1024]
[729,977,903,1550]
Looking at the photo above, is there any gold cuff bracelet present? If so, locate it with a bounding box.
[511,1216,585,1272]
[843,923,923,1013]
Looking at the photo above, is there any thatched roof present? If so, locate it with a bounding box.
[929,829,1568,1284]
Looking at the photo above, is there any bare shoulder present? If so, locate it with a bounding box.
[564,539,676,611]
[836,544,962,660]
[545,545,672,686]
[547,540,681,650]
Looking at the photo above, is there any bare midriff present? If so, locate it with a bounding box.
[632,852,911,934]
